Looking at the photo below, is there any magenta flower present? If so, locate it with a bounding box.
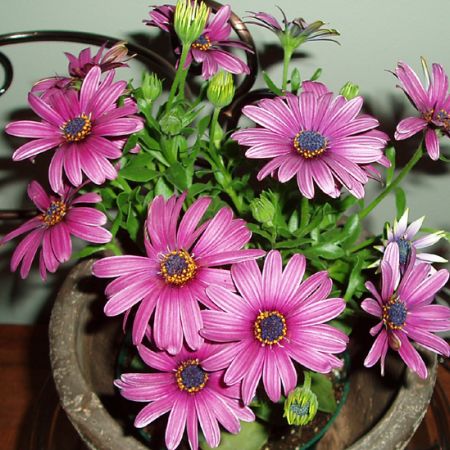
[232,81,389,199]
[92,193,264,353]
[115,342,255,450]
[0,181,111,280]
[377,208,447,273]
[145,5,251,79]
[32,42,131,100]
[6,67,143,193]
[144,4,175,32]
[361,253,450,379]
[394,60,449,160]
[200,251,348,404]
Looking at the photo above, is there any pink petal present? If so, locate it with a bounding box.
[93,255,153,277]
[6,120,57,138]
[396,332,428,379]
[153,288,182,355]
[165,397,187,450]
[424,128,440,160]
[263,351,281,402]
[364,329,388,373]
[12,137,61,161]
[134,396,174,428]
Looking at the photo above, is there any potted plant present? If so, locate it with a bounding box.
[1,1,449,449]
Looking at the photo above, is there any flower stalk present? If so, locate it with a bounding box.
[359,144,424,220]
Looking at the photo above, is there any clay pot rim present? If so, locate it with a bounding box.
[49,259,437,450]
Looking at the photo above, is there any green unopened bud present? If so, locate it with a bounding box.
[174,0,210,46]
[142,73,163,101]
[250,192,276,225]
[284,373,318,426]
[160,110,183,135]
[339,82,359,100]
[207,71,235,108]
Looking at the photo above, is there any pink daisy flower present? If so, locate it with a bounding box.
[232,81,389,199]
[145,5,251,79]
[361,251,450,379]
[0,181,111,280]
[394,60,449,160]
[377,208,447,273]
[115,342,255,450]
[92,193,264,353]
[6,66,143,193]
[32,42,131,100]
[200,250,348,404]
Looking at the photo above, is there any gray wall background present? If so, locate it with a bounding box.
[0,0,449,323]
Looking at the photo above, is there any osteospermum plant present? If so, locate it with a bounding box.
[1,1,449,450]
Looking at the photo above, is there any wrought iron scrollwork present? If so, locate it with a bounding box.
[0,1,258,220]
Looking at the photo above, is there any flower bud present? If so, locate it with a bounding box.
[207,71,235,108]
[142,73,163,101]
[284,373,318,426]
[339,82,359,100]
[250,192,276,226]
[174,0,210,46]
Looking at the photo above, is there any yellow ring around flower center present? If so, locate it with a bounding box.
[62,113,92,142]
[382,295,408,330]
[254,310,287,346]
[160,249,197,286]
[175,359,208,393]
[40,200,67,227]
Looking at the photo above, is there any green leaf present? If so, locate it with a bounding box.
[310,68,322,81]
[72,244,108,259]
[288,210,299,233]
[126,210,140,242]
[165,162,194,191]
[197,115,211,137]
[343,254,365,301]
[154,177,174,198]
[395,187,407,219]
[262,71,283,96]
[290,67,301,92]
[303,243,345,260]
[120,167,159,182]
[385,146,396,185]
[340,214,362,247]
[310,372,337,414]
[200,421,268,450]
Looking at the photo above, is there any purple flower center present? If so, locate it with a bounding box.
[383,296,407,330]
[436,109,449,129]
[192,34,211,51]
[294,130,327,158]
[160,250,196,286]
[62,114,92,142]
[396,238,411,266]
[40,200,67,226]
[254,310,287,345]
[176,359,208,393]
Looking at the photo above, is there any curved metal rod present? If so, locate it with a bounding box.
[0,51,13,97]
[0,29,179,99]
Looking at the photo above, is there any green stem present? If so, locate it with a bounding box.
[206,107,245,215]
[359,145,424,220]
[282,48,293,91]
[303,371,312,390]
[166,44,190,110]
[209,107,221,154]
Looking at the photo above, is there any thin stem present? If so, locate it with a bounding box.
[166,44,190,110]
[303,371,312,390]
[209,107,221,154]
[359,145,424,220]
[282,48,293,91]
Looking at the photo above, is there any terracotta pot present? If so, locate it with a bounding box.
[49,260,437,450]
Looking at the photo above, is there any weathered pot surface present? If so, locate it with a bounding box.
[49,260,437,450]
